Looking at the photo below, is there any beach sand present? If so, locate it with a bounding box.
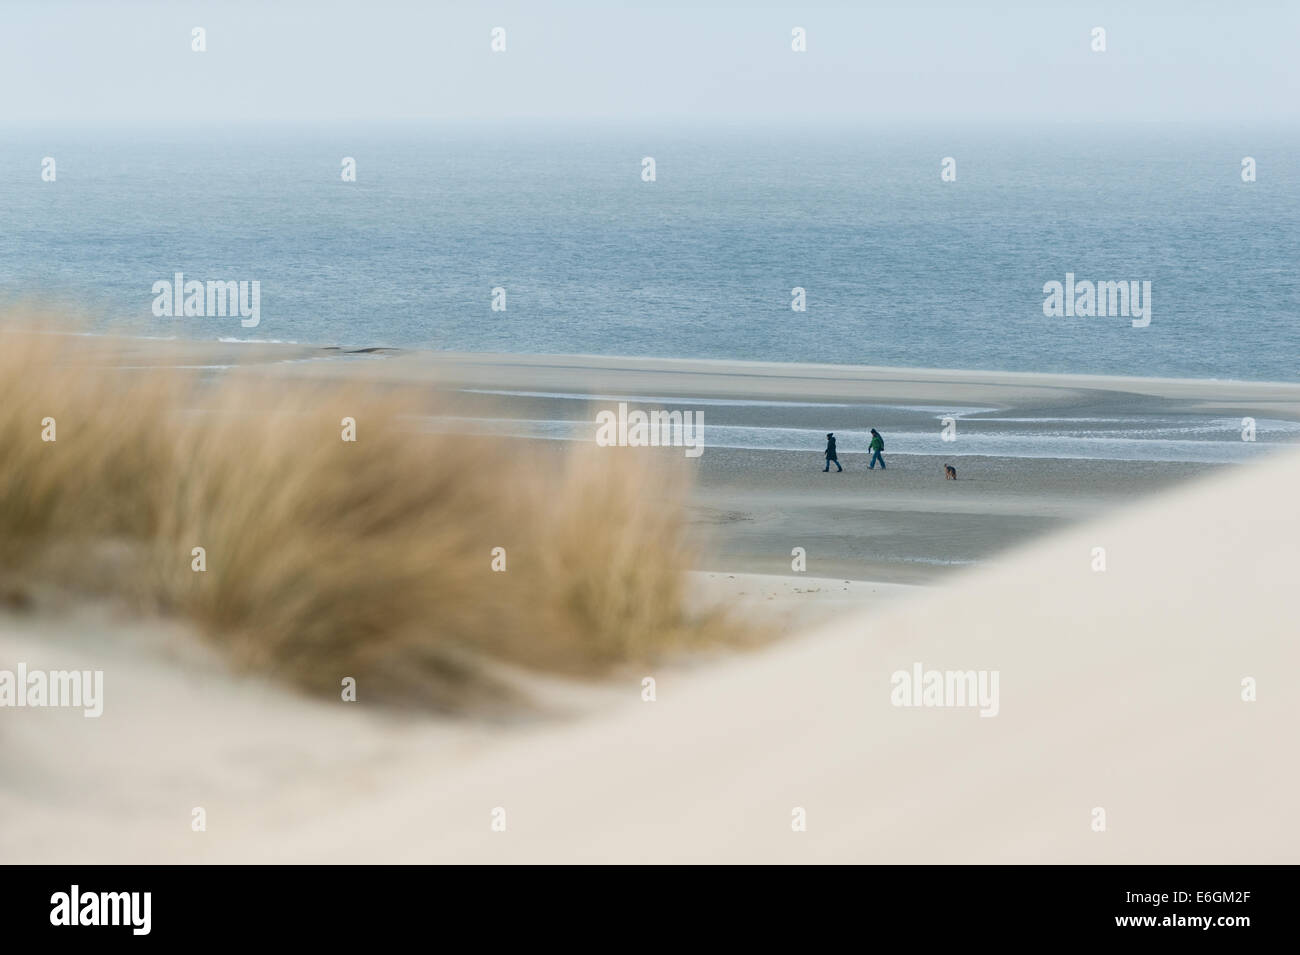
[56,338,1300,581]
[2,341,1297,862]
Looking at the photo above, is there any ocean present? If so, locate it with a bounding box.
[2,123,1297,381]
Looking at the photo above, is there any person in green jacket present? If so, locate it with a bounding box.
[868,428,886,470]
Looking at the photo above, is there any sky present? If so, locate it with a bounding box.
[1,0,1296,126]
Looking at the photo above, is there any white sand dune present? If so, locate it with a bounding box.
[2,448,1296,863]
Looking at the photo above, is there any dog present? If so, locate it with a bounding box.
[944,464,957,480]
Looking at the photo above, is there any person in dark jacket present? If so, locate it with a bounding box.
[823,432,842,472]
[868,428,886,470]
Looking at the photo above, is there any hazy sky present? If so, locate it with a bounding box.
[2,0,1296,125]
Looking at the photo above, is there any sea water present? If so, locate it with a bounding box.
[2,123,1296,382]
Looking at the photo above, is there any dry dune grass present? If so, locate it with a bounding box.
[0,322,738,709]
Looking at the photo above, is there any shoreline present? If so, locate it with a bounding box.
[28,329,1300,398]
[40,332,1296,583]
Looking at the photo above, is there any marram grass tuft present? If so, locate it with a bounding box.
[0,321,740,710]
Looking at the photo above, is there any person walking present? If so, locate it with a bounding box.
[868,428,886,470]
[823,432,843,472]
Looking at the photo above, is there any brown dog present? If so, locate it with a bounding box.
[944,464,957,480]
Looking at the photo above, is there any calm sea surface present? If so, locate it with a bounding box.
[2,124,1296,381]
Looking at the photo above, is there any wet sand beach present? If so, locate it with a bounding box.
[58,337,1300,582]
